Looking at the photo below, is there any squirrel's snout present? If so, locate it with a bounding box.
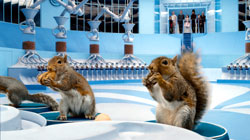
[47,66,54,72]
[148,64,157,72]
[147,65,153,70]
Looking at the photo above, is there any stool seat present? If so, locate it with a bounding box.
[6,103,51,113]
[146,120,229,140]
[193,122,229,140]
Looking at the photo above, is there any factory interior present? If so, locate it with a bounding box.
[0,0,249,140]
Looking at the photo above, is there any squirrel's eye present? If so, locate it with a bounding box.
[57,60,62,64]
[162,60,168,65]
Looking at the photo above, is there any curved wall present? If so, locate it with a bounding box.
[0,22,245,76]
[0,22,180,54]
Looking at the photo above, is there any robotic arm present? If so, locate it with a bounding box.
[29,0,46,9]
[53,0,89,39]
[56,0,88,16]
[94,7,120,21]
[94,0,136,23]
[56,0,76,15]
[120,0,135,22]
[60,9,68,16]
[20,0,47,34]
[74,0,88,13]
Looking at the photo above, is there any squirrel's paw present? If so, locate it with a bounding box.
[149,72,161,84]
[142,73,160,89]
[57,115,67,121]
[43,79,51,86]
[43,77,54,86]
[142,78,147,86]
[142,77,152,88]
[85,115,95,120]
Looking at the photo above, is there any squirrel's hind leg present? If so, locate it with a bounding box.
[57,99,69,120]
[83,96,96,120]
[173,105,195,130]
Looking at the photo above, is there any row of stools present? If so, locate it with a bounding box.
[222,63,250,80]
[38,64,149,81]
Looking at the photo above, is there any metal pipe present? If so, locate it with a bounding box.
[120,0,135,21]
[29,0,46,9]
[75,0,89,12]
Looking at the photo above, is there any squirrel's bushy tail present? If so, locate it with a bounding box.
[26,93,59,111]
[178,52,209,123]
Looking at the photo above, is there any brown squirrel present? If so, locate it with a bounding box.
[38,55,96,120]
[0,76,59,111]
[142,52,209,130]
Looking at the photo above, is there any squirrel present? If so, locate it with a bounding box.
[142,52,209,130]
[0,76,59,111]
[38,55,96,120]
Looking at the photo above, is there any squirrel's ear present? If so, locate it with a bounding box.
[172,55,178,64]
[64,55,68,63]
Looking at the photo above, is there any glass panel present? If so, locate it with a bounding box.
[85,4,91,19]
[4,0,11,22]
[239,3,246,31]
[0,0,3,21]
[78,15,84,31]
[119,22,125,33]
[34,10,40,27]
[133,0,138,7]
[19,1,25,24]
[0,0,38,25]
[247,2,250,20]
[113,0,118,4]
[98,0,105,5]
[113,22,119,33]
[118,6,125,33]
[110,1,114,32]
[92,4,98,20]
[71,15,77,30]
[105,6,112,32]
[119,0,125,5]
[113,5,119,32]
[99,21,105,32]
[105,0,111,5]
[133,7,138,33]
[92,0,98,5]
[98,1,105,32]
[133,20,138,33]
[11,0,18,24]
[83,4,91,31]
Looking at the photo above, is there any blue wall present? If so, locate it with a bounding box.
[194,32,245,67]
[194,32,244,55]
[0,22,246,76]
[139,0,154,34]
[0,22,180,54]
[0,47,24,76]
[221,0,238,32]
